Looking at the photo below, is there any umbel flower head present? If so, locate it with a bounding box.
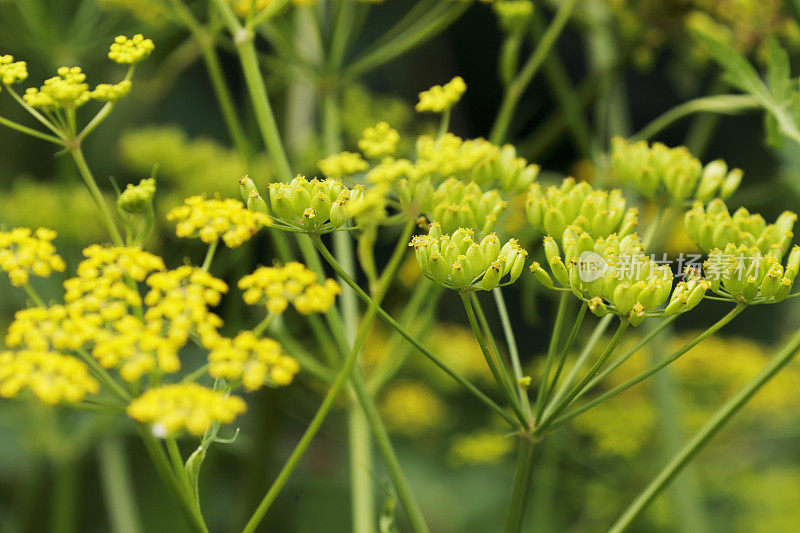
[127,382,246,437]
[415,76,466,113]
[167,195,270,248]
[208,331,300,391]
[469,144,540,194]
[611,137,742,204]
[532,229,698,325]
[0,54,28,88]
[0,227,66,286]
[267,175,354,233]
[238,262,341,315]
[118,178,156,214]
[410,224,527,291]
[317,151,369,178]
[426,178,507,235]
[526,178,638,240]
[92,316,181,382]
[359,121,400,159]
[91,80,132,102]
[702,244,799,305]
[108,34,155,64]
[684,199,796,256]
[0,349,99,404]
[414,133,497,181]
[23,67,91,110]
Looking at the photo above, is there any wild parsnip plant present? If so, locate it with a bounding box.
[3,1,800,532]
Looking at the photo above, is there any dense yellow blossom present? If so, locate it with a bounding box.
[0,54,28,86]
[0,227,65,286]
[448,431,514,466]
[380,381,446,436]
[127,383,246,436]
[23,67,91,109]
[415,76,466,113]
[415,133,498,180]
[145,266,228,346]
[167,195,270,248]
[208,332,299,390]
[91,80,132,102]
[238,262,341,314]
[317,151,369,178]
[0,349,98,404]
[358,122,400,158]
[5,305,100,352]
[118,178,156,214]
[92,316,181,382]
[108,34,155,65]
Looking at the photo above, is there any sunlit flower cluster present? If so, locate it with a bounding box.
[0,349,99,404]
[127,383,247,436]
[415,76,467,113]
[358,121,400,158]
[118,178,156,214]
[23,67,91,109]
[428,178,507,235]
[167,195,270,248]
[317,151,369,178]
[92,316,181,382]
[0,227,65,286]
[238,262,341,314]
[208,331,299,390]
[91,80,132,102]
[108,34,155,64]
[267,175,354,232]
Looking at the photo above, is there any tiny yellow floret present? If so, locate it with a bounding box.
[208,331,299,390]
[0,349,99,404]
[167,195,270,248]
[108,34,155,64]
[238,262,341,315]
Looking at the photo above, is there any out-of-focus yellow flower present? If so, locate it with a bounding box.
[167,195,270,248]
[108,34,155,65]
[448,430,514,466]
[92,316,181,382]
[380,381,446,436]
[23,67,91,109]
[0,349,98,404]
[144,266,228,346]
[415,76,466,113]
[425,324,493,384]
[572,394,657,457]
[0,227,65,286]
[358,122,400,158]
[208,331,299,390]
[238,262,341,315]
[127,383,246,437]
[366,158,416,185]
[317,151,369,178]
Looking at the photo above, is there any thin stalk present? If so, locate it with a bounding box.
[504,436,538,533]
[534,292,569,422]
[536,319,629,435]
[311,236,519,427]
[489,0,580,144]
[493,287,532,417]
[461,293,529,428]
[98,438,142,533]
[201,240,218,272]
[608,326,800,533]
[69,146,124,246]
[471,293,521,404]
[540,302,587,411]
[51,459,78,533]
[23,283,45,306]
[3,85,65,139]
[549,305,746,431]
[0,114,63,144]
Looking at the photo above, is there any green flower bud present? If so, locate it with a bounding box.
[719,168,743,199]
[588,297,608,317]
[530,261,554,289]
[239,176,259,202]
[118,177,156,214]
[628,302,646,327]
[247,192,268,216]
[493,0,534,35]
[481,261,503,290]
[785,246,800,281]
[268,175,353,233]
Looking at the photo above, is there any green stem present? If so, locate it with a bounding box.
[69,146,124,246]
[549,305,746,432]
[504,436,538,533]
[493,287,532,418]
[534,292,569,422]
[0,114,63,144]
[489,0,580,144]
[311,236,519,427]
[51,459,78,533]
[540,301,586,411]
[471,293,521,404]
[98,438,142,533]
[608,326,800,533]
[201,240,218,272]
[3,84,65,140]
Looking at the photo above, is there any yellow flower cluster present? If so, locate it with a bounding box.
[208,332,299,390]
[0,349,99,404]
[0,227,65,286]
[127,383,246,436]
[415,133,497,180]
[167,195,270,248]
[145,266,228,346]
[5,305,99,352]
[366,158,416,184]
[448,431,514,466]
[358,122,400,158]
[317,151,369,178]
[0,54,27,86]
[238,262,341,314]
[415,76,466,113]
[91,80,132,102]
[23,67,91,109]
[108,34,155,65]
[92,316,181,382]
[229,0,317,16]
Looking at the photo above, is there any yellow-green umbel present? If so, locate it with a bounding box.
[267,175,355,233]
[427,178,507,235]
